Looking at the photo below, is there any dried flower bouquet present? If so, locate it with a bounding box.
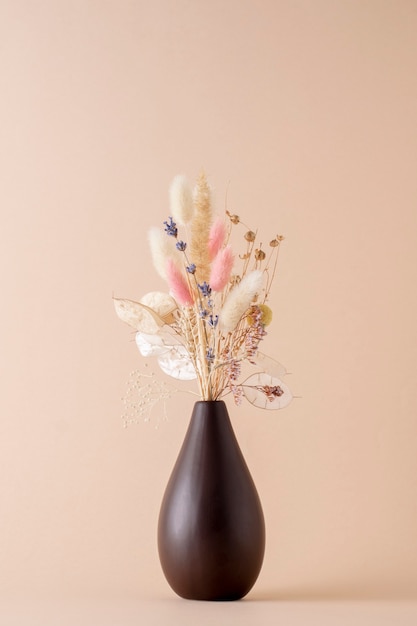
[115,172,292,414]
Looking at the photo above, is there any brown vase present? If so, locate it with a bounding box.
[157,400,265,601]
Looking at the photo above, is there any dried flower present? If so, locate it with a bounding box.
[166,258,193,306]
[198,282,212,298]
[244,231,256,242]
[169,175,194,225]
[247,303,273,327]
[163,216,178,237]
[258,385,284,401]
[245,306,267,362]
[255,248,266,261]
[148,227,178,280]
[116,172,292,411]
[139,291,178,325]
[209,245,234,293]
[220,270,263,332]
[190,171,212,283]
[270,235,284,247]
[226,210,240,225]
[208,314,219,328]
[208,216,227,260]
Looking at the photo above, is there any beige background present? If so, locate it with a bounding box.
[1,0,417,622]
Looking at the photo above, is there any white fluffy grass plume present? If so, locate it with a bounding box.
[148,227,178,280]
[169,175,194,225]
[220,270,263,332]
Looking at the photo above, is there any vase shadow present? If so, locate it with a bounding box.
[246,583,417,602]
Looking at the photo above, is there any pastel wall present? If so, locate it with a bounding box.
[1,0,416,601]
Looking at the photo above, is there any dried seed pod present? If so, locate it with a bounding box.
[247,304,273,327]
[269,238,279,247]
[255,248,266,261]
[226,210,240,224]
[229,274,241,287]
[244,230,256,242]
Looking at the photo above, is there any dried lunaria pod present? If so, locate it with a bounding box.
[135,332,171,357]
[114,292,178,334]
[157,346,197,381]
[113,297,165,334]
[140,292,178,325]
[251,352,287,378]
[243,372,292,410]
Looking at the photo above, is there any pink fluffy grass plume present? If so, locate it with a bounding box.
[166,259,194,306]
[208,216,227,260]
[209,245,234,292]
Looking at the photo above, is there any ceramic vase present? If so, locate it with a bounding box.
[158,400,265,601]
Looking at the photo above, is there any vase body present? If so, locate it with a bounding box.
[158,400,265,601]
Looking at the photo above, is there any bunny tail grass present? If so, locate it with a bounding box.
[190,171,212,283]
[210,245,234,292]
[169,175,194,225]
[220,270,263,332]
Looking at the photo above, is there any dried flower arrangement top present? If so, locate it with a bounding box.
[114,172,292,417]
